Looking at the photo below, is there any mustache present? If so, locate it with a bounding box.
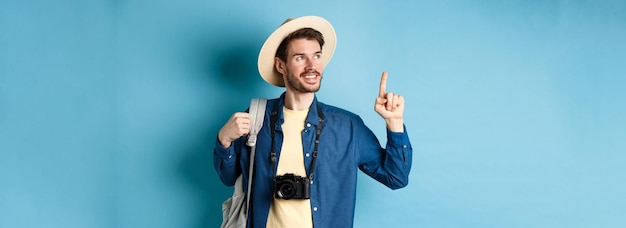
[300,70,321,77]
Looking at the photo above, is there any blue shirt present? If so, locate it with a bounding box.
[214,94,413,228]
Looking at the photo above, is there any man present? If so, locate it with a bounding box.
[214,16,412,228]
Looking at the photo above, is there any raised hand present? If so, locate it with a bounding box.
[374,72,405,132]
[218,112,252,148]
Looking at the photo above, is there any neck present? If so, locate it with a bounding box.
[283,90,314,111]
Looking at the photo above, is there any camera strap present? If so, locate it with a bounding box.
[269,99,325,183]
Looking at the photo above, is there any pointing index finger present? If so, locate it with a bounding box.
[379,71,388,98]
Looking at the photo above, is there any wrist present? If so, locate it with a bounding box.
[385,118,404,132]
[218,133,232,148]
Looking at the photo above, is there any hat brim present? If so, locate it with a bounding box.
[258,16,337,87]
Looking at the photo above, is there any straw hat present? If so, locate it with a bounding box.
[257,16,337,87]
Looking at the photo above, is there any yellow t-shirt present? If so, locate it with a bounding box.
[266,107,313,228]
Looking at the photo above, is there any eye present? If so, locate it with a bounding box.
[296,56,303,61]
[314,54,321,59]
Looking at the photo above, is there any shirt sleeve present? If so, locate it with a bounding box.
[213,136,244,186]
[357,124,413,190]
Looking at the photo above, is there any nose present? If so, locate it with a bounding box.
[305,57,317,70]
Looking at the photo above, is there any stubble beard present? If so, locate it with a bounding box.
[286,70,322,93]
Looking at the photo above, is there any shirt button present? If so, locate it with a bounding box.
[403,145,407,148]
[313,207,318,212]
[306,123,311,127]
[305,153,310,158]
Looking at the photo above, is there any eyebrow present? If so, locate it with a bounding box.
[292,51,323,57]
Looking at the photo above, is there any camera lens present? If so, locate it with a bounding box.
[277,181,296,199]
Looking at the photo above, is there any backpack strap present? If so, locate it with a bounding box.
[247,98,267,147]
[244,98,266,221]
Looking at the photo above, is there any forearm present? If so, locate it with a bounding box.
[382,127,412,187]
[359,125,413,189]
[213,137,241,186]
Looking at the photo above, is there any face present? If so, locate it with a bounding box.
[275,38,324,93]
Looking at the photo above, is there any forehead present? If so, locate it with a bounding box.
[287,38,322,54]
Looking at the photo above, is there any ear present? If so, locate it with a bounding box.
[275,57,286,75]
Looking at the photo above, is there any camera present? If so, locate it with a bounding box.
[273,173,310,200]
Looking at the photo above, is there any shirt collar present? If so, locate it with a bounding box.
[277,92,322,127]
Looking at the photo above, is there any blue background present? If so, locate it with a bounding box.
[1,1,625,227]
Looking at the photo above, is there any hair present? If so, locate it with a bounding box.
[275,28,325,62]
